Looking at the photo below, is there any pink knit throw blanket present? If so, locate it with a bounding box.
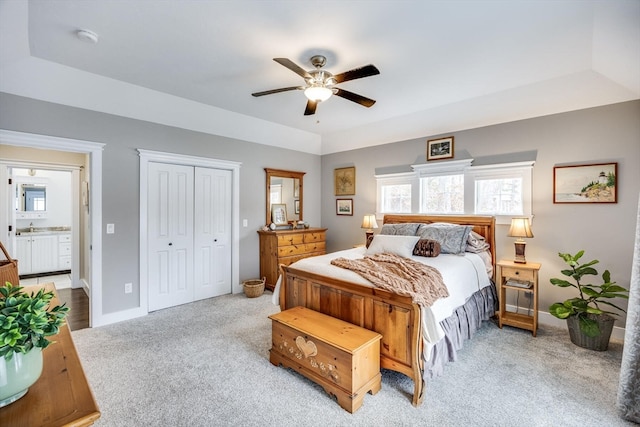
[330,252,449,307]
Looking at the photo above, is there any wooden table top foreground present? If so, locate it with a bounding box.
[0,283,101,427]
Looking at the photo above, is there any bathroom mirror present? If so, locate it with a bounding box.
[16,183,47,212]
[265,168,305,225]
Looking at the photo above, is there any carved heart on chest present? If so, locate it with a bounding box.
[295,336,318,358]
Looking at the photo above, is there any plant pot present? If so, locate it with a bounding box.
[566,314,615,351]
[0,347,44,407]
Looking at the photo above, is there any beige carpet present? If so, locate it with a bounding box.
[71,292,632,426]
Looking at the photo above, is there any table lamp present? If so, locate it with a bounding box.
[361,214,379,242]
[508,217,533,263]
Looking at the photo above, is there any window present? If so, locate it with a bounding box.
[375,172,417,215]
[420,174,464,213]
[376,159,534,224]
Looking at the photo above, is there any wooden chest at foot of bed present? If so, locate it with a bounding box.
[269,306,382,413]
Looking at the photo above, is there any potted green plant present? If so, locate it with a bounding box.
[0,282,69,407]
[549,251,629,351]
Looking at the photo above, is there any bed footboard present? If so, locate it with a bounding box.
[280,265,425,406]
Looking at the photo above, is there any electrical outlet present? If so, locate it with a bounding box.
[124,282,133,294]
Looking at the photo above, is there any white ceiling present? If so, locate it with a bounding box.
[1,0,638,155]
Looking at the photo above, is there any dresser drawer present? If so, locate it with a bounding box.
[303,232,325,243]
[501,266,535,282]
[277,234,305,246]
[277,242,326,257]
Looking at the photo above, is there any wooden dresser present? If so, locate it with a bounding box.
[258,228,327,290]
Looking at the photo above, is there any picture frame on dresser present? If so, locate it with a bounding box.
[271,204,288,225]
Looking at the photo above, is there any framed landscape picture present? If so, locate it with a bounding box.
[336,198,353,216]
[553,162,617,203]
[427,136,454,161]
[334,167,356,196]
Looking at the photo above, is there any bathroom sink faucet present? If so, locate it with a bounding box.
[29,222,34,232]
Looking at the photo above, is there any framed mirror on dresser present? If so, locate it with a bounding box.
[259,168,326,290]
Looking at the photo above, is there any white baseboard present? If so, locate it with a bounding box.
[506,303,626,343]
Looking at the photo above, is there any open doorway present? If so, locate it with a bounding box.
[0,129,104,328]
[9,166,87,329]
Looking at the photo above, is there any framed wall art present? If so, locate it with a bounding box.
[271,203,288,225]
[427,136,454,161]
[336,198,353,216]
[334,166,356,196]
[553,162,617,204]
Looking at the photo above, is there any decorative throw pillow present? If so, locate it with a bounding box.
[416,223,473,255]
[365,235,420,258]
[379,223,421,236]
[466,230,490,253]
[413,239,441,257]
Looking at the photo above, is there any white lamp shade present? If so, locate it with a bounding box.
[361,214,379,230]
[508,217,533,239]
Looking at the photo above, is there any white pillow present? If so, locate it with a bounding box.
[365,235,420,258]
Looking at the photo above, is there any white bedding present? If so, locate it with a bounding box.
[285,247,492,360]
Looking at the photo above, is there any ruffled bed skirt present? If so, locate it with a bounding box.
[425,283,498,378]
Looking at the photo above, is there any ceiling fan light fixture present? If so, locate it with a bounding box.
[304,86,332,102]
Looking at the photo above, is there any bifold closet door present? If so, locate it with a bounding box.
[148,162,194,312]
[194,167,232,300]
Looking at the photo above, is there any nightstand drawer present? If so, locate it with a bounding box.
[501,266,535,282]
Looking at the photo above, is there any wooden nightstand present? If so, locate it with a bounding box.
[497,260,541,337]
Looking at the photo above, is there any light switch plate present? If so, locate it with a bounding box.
[106,223,115,234]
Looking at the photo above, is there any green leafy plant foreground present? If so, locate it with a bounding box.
[549,251,629,337]
[0,282,70,360]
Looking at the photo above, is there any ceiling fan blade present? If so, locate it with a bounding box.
[334,89,376,108]
[251,86,302,97]
[333,64,380,84]
[273,58,312,79]
[304,100,318,116]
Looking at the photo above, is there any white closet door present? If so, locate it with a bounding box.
[194,167,232,300]
[148,162,194,311]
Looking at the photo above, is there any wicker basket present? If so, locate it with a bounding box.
[0,240,19,287]
[243,277,265,298]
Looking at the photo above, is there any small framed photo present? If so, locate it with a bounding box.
[427,136,454,161]
[271,203,288,225]
[553,162,617,203]
[294,200,300,214]
[336,198,353,216]
[334,166,356,196]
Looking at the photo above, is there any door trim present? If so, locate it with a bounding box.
[138,149,241,315]
[0,129,105,327]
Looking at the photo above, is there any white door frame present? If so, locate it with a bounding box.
[0,129,105,327]
[138,149,241,315]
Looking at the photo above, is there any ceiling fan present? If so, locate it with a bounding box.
[251,55,380,116]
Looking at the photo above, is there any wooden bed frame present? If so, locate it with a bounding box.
[279,214,496,406]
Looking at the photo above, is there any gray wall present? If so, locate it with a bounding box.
[321,100,640,326]
[0,93,321,315]
[2,92,638,328]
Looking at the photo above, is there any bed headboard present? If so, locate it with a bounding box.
[382,214,496,271]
